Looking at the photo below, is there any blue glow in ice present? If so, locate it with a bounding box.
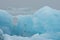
[0,10,13,35]
[16,15,36,36]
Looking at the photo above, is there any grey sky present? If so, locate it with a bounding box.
[0,0,60,15]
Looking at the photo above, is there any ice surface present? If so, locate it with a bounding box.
[3,34,55,40]
[0,10,13,35]
[2,32,60,40]
[0,29,3,35]
[0,29,4,40]
[0,6,60,40]
[33,6,60,33]
[16,15,37,37]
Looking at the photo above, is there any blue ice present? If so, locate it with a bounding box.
[33,6,60,33]
[4,33,60,40]
[0,6,60,40]
[0,10,13,35]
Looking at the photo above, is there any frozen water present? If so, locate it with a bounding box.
[3,32,60,40]
[33,6,60,33]
[0,6,60,40]
[16,15,36,37]
[3,34,54,40]
[33,17,46,34]
[0,29,4,40]
[0,10,13,35]
[0,29,3,35]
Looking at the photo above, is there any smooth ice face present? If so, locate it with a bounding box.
[33,6,60,33]
[16,15,36,37]
[0,10,13,35]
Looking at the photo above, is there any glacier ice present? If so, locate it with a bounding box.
[0,29,3,35]
[16,15,37,37]
[40,32,60,40]
[3,34,54,40]
[0,6,60,40]
[33,6,60,33]
[3,33,60,40]
[0,29,4,40]
[0,10,13,35]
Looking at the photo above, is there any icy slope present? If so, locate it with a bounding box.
[33,6,60,33]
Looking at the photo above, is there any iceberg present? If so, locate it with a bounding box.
[0,10,13,35]
[4,34,54,40]
[0,6,60,40]
[0,29,4,40]
[33,6,60,33]
[16,15,36,37]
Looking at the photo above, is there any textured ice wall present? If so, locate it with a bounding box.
[0,10,13,35]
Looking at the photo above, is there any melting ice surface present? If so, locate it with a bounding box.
[0,6,60,40]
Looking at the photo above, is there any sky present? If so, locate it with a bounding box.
[0,0,60,15]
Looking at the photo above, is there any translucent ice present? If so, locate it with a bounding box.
[3,33,60,40]
[0,29,3,35]
[0,10,13,35]
[33,6,60,33]
[0,29,4,40]
[0,6,60,40]
[16,15,36,37]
